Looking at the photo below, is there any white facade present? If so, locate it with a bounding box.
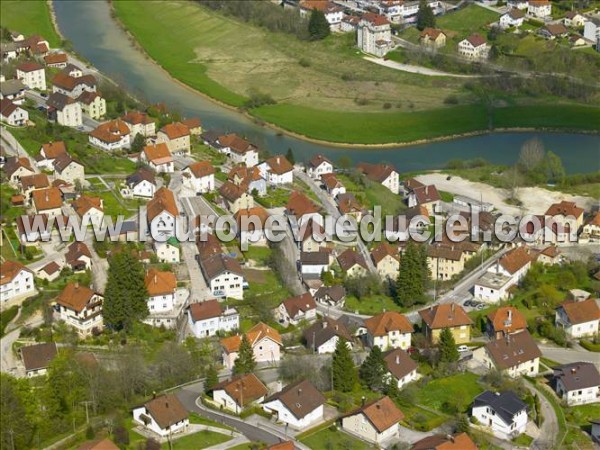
[357,16,393,57]
[182,168,215,194]
[556,379,599,406]
[149,211,176,240]
[16,67,46,91]
[258,161,294,186]
[308,161,333,179]
[1,103,28,126]
[500,12,524,29]
[584,20,600,43]
[188,308,239,338]
[458,39,490,60]
[528,2,551,18]
[262,399,324,430]
[212,389,264,415]
[342,413,398,444]
[472,404,527,439]
[129,179,156,199]
[367,331,411,351]
[132,406,189,438]
[56,102,82,127]
[154,241,180,263]
[391,367,419,389]
[314,335,352,354]
[147,291,175,314]
[555,309,599,339]
[381,172,400,194]
[0,269,35,305]
[208,271,244,300]
[229,149,259,167]
[56,295,103,336]
[88,132,130,151]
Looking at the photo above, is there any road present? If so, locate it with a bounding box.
[1,127,40,170]
[539,344,600,369]
[0,313,44,375]
[526,382,559,450]
[364,56,481,78]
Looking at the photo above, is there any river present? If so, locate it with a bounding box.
[53,0,600,174]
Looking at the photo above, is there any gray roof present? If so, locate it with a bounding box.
[473,391,527,424]
[300,251,329,265]
[553,363,600,392]
[47,92,75,111]
[0,79,26,97]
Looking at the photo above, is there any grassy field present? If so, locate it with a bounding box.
[0,0,62,47]
[493,104,600,131]
[345,294,401,315]
[437,5,499,39]
[168,430,231,450]
[415,372,484,413]
[300,426,376,450]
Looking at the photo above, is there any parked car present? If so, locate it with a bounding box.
[457,345,469,353]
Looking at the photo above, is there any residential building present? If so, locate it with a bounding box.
[182,161,215,193]
[475,330,541,377]
[472,391,528,439]
[582,211,600,241]
[275,293,317,327]
[20,173,50,200]
[21,342,57,377]
[124,168,156,198]
[154,237,180,263]
[486,307,527,339]
[258,155,294,185]
[77,91,106,120]
[337,249,368,278]
[473,272,513,303]
[337,193,365,222]
[55,283,103,336]
[43,53,68,68]
[16,61,46,90]
[65,241,93,271]
[147,187,179,239]
[36,261,61,282]
[303,317,353,354]
[406,182,441,214]
[507,0,528,9]
[219,181,254,214]
[141,143,174,173]
[0,98,28,126]
[300,251,330,279]
[122,111,156,137]
[458,34,490,60]
[532,245,560,265]
[545,200,585,236]
[313,285,346,307]
[365,311,413,350]
[53,154,85,185]
[286,191,321,229]
[357,162,400,194]
[0,261,35,305]
[553,362,600,406]
[200,253,245,299]
[4,156,34,185]
[298,218,326,252]
[357,13,393,57]
[88,119,131,151]
[217,134,259,167]
[52,65,97,98]
[555,298,600,339]
[181,118,202,135]
[187,299,239,338]
[157,122,191,155]
[306,154,333,179]
[384,348,418,389]
[16,214,51,244]
[263,379,325,429]
[420,28,447,47]
[31,187,63,217]
[540,23,569,39]
[228,165,266,196]
[487,246,532,285]
[500,9,526,29]
[426,243,465,281]
[221,322,283,370]
[72,195,104,226]
[0,79,26,103]
[38,140,67,170]
[528,0,551,18]
[299,1,344,31]
[132,394,189,437]
[584,17,600,43]
[342,396,403,444]
[145,268,177,315]
[411,433,478,450]
[212,374,268,414]
[320,173,345,198]
[234,206,271,247]
[419,304,473,344]
[47,92,82,126]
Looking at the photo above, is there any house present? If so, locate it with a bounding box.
[52,66,97,98]
[420,28,447,47]
[43,52,68,68]
[419,304,473,344]
[0,261,35,305]
[540,23,569,39]
[263,379,325,429]
[584,17,600,43]
[55,283,103,336]
[582,211,600,241]
[298,218,326,252]
[258,155,294,185]
[132,394,189,437]
[217,134,259,167]
[553,362,600,406]
[157,122,190,155]
[500,9,526,29]
[320,173,345,198]
[88,119,130,151]
[486,307,527,339]
[77,439,119,450]
[286,191,321,229]
[299,1,344,32]
[472,391,528,439]
[357,13,393,57]
[53,154,85,185]
[16,61,46,90]
[564,11,587,28]
[458,34,490,60]
[122,111,156,137]
[65,241,93,271]
[303,317,353,354]
[46,92,82,127]
[532,245,560,265]
[275,293,317,327]
[371,242,400,279]
[342,15,361,32]
[31,187,63,217]
[507,0,528,9]
[221,322,283,370]
[568,34,587,47]
[124,168,156,199]
[427,243,465,281]
[0,98,28,126]
[38,140,67,169]
[219,181,254,214]
[357,162,400,194]
[337,249,368,278]
[212,374,268,414]
[181,118,202,135]
[154,237,180,263]
[147,187,179,239]
[384,348,418,389]
[407,183,441,214]
[555,298,600,339]
[77,91,106,120]
[314,285,346,307]
[0,79,26,103]
[228,165,266,196]
[21,342,57,377]
[568,289,591,302]
[342,396,403,444]
[300,251,330,279]
[4,156,34,185]
[200,253,245,300]
[182,161,215,194]
[337,193,364,221]
[20,173,50,200]
[234,206,271,247]
[0,42,19,62]
[141,143,174,173]
[72,195,104,226]
[36,261,61,282]
[528,0,551,18]
[306,154,333,179]
[145,268,177,315]
[475,330,541,377]
[545,200,585,236]
[365,311,413,350]
[411,433,478,450]
[188,299,239,338]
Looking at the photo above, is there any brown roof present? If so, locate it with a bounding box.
[466,33,487,47]
[147,187,178,221]
[337,249,367,272]
[412,184,441,205]
[77,91,101,105]
[44,53,68,66]
[420,28,445,40]
[361,12,390,27]
[218,133,257,154]
[56,283,99,313]
[365,311,413,336]
[181,118,202,130]
[427,243,463,262]
[228,164,263,188]
[267,442,294,450]
[544,23,569,36]
[47,92,77,111]
[264,155,293,175]
[265,379,325,419]
[159,122,190,140]
[558,299,600,325]
[72,195,103,217]
[143,143,172,164]
[357,162,397,183]
[197,233,223,260]
[65,241,92,266]
[122,111,155,126]
[21,342,57,371]
[126,167,156,188]
[487,307,527,334]
[187,161,215,178]
[77,439,119,450]
[507,8,526,19]
[145,268,177,296]
[484,330,542,370]
[299,218,325,242]
[299,0,343,13]
[4,156,33,177]
[348,396,403,433]
[90,119,130,144]
[219,181,247,202]
[201,253,243,280]
[499,247,532,275]
[545,200,584,219]
[384,348,418,381]
[371,242,399,265]
[308,154,332,169]
[143,394,188,429]
[303,317,352,349]
[32,187,62,211]
[213,373,268,407]
[189,299,223,322]
[0,260,32,286]
[314,285,346,303]
[17,61,44,72]
[234,206,271,231]
[21,173,50,191]
[419,304,473,330]
[337,193,363,215]
[221,322,282,354]
[553,362,600,391]
[411,432,478,450]
[281,293,316,318]
[0,99,20,117]
[53,153,81,174]
[321,173,343,190]
[286,191,319,219]
[41,141,67,159]
[52,71,96,92]
[40,261,60,275]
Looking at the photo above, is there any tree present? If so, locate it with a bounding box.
[359,345,387,391]
[130,133,145,155]
[103,249,148,331]
[416,0,436,31]
[544,151,565,184]
[286,147,295,165]
[518,138,545,172]
[438,328,459,363]
[332,338,356,392]
[396,241,426,307]
[308,9,331,41]
[233,335,256,375]
[1,374,35,450]
[455,413,470,433]
[204,365,219,395]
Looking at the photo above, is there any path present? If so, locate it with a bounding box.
[364,56,481,78]
[0,127,40,171]
[525,382,559,450]
[0,312,44,375]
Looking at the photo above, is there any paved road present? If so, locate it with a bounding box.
[1,313,44,375]
[526,382,559,450]
[539,344,600,369]
[1,127,40,170]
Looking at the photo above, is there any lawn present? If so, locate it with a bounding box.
[512,434,534,447]
[168,430,232,450]
[415,372,484,413]
[94,191,139,220]
[492,104,600,131]
[401,403,449,431]
[0,184,25,223]
[255,188,293,209]
[300,426,376,450]
[188,413,233,431]
[0,0,62,47]
[190,143,227,166]
[240,246,272,266]
[345,294,402,315]
[0,305,19,337]
[437,5,499,39]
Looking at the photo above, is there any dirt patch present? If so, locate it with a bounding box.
[243,268,266,284]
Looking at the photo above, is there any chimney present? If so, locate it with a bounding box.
[451,303,455,312]
[75,282,79,289]
[323,321,328,329]
[426,186,429,195]
[361,396,366,407]
[571,367,577,374]
[507,309,512,322]
[298,388,302,396]
[154,274,157,284]
[395,355,400,365]
[277,156,280,164]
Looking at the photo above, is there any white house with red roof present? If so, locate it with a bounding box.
[528,0,552,18]
[258,155,294,185]
[187,299,239,338]
[0,261,35,305]
[458,33,490,60]
[141,143,174,174]
[182,161,215,194]
[306,154,333,179]
[299,1,344,31]
[275,293,317,327]
[357,13,393,57]
[16,61,46,91]
[0,99,28,126]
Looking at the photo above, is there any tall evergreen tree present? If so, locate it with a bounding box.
[359,345,387,391]
[103,249,148,331]
[416,0,436,31]
[438,327,460,363]
[308,9,331,41]
[332,338,356,392]
[204,365,219,395]
[130,133,146,155]
[233,335,256,375]
[396,241,425,307]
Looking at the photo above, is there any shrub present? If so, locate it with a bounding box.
[244,90,276,109]
[298,58,311,67]
[580,340,600,352]
[444,95,459,105]
[383,102,392,109]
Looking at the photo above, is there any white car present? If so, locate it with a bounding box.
[457,345,469,353]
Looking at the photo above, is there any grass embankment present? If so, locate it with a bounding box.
[0,0,62,47]
[300,426,376,450]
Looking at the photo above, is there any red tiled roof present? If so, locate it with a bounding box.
[347,396,403,433]
[44,53,68,66]
[32,187,62,211]
[56,283,98,313]
[286,191,319,218]
[365,311,413,336]
[558,299,600,325]
[499,247,532,275]
[419,304,473,330]
[187,161,215,178]
[264,155,293,175]
[0,261,32,286]
[90,119,130,144]
[281,293,316,318]
[159,122,190,140]
[487,307,527,334]
[145,268,177,296]
[147,187,178,221]
[17,61,44,72]
[545,200,584,219]
[189,299,223,322]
